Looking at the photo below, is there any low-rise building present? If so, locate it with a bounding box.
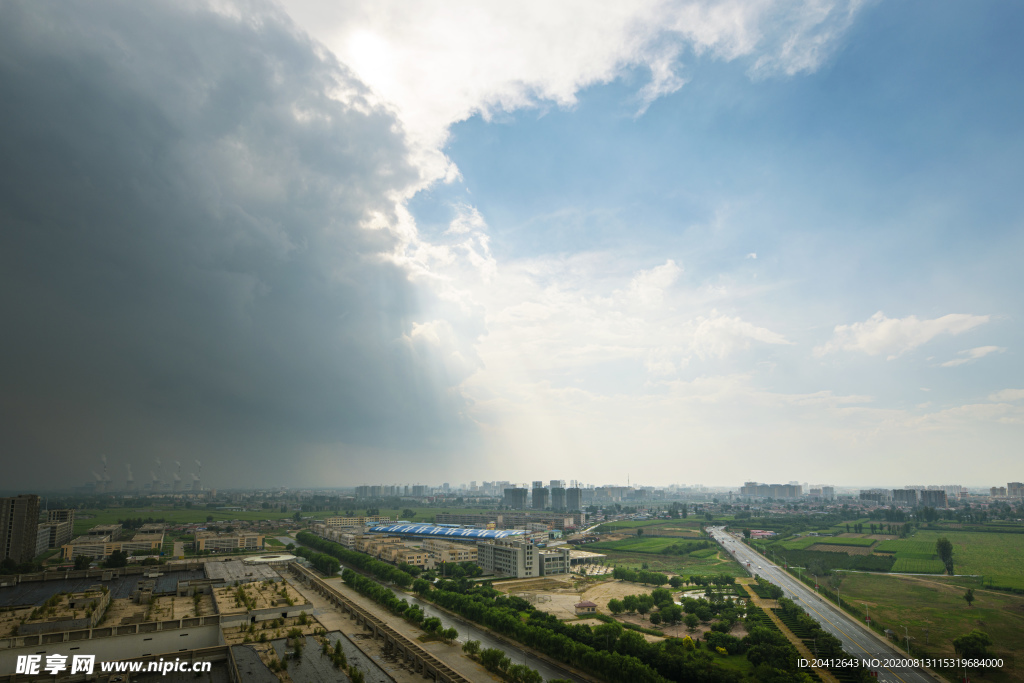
[194,531,263,553]
[61,532,165,560]
[421,539,478,565]
[86,524,124,540]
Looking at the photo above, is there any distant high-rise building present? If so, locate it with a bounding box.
[821,486,835,500]
[892,489,919,505]
[1,494,40,564]
[566,488,582,512]
[990,487,1007,498]
[920,489,948,507]
[549,480,565,489]
[532,487,549,510]
[503,488,528,510]
[1008,482,1024,499]
[551,488,566,511]
[532,481,544,490]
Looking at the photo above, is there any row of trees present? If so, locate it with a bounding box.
[296,531,413,588]
[611,566,668,585]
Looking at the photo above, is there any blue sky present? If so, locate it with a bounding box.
[2,0,1021,489]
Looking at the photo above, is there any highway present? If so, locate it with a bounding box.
[708,527,937,683]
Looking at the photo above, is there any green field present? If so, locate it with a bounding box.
[836,572,1024,682]
[588,537,685,554]
[777,536,821,550]
[875,540,936,554]
[891,557,946,574]
[812,536,876,547]
[911,530,1024,581]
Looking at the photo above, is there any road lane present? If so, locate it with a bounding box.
[708,527,937,683]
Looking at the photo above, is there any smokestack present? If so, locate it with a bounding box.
[125,463,135,491]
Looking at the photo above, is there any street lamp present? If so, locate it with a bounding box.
[863,603,869,625]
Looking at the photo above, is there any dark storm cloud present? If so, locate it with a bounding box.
[0,1,474,487]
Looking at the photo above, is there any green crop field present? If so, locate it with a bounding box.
[812,536,875,547]
[777,537,820,550]
[891,557,946,574]
[689,547,720,559]
[836,572,1024,682]
[875,540,935,554]
[596,519,672,529]
[893,551,937,561]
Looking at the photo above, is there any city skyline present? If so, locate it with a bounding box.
[1,1,1023,489]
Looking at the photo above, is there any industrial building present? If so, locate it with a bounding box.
[61,532,165,560]
[0,494,40,564]
[193,531,263,553]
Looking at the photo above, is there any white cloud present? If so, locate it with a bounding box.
[939,345,1006,367]
[691,312,792,360]
[285,0,866,181]
[815,311,990,359]
[989,389,1024,402]
[746,252,758,259]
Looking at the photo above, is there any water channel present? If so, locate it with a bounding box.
[284,546,587,682]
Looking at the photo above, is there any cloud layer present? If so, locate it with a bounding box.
[0,0,475,486]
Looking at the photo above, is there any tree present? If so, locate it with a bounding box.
[936,537,954,575]
[953,630,992,658]
[649,612,662,625]
[607,598,624,615]
[743,529,751,539]
[206,515,214,523]
[104,550,128,568]
[963,588,975,608]
[636,528,644,537]
[684,613,700,631]
[74,555,93,570]
[462,640,481,656]
[669,576,683,589]
[443,627,458,643]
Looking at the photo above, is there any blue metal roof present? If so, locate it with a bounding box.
[368,524,528,539]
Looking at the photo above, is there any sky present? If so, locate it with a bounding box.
[1,0,1022,490]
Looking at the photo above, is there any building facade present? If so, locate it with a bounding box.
[1,494,40,564]
[477,538,571,578]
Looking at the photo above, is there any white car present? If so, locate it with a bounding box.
[757,566,761,569]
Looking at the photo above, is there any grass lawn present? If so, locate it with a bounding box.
[837,572,1024,682]
[891,558,946,574]
[264,537,285,547]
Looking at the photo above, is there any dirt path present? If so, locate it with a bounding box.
[739,580,839,683]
